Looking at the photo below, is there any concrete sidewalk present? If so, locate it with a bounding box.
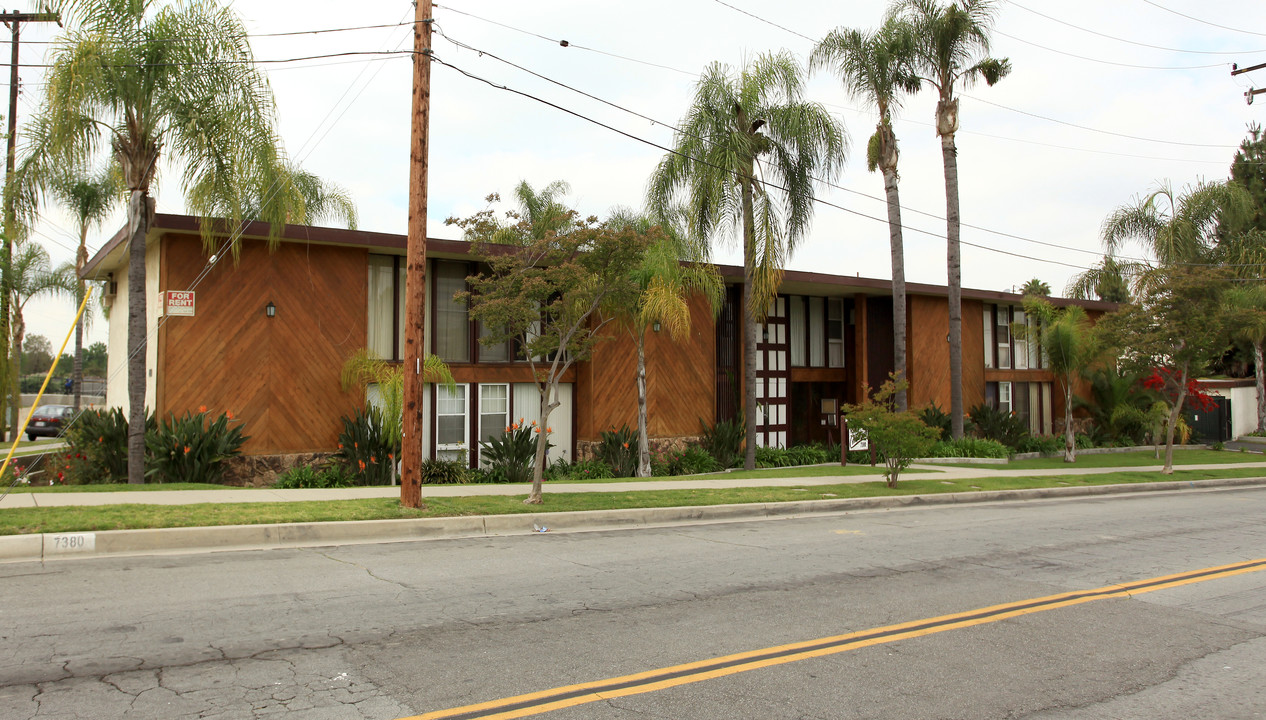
[4,460,1266,509]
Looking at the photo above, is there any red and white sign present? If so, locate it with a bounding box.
[165,290,195,317]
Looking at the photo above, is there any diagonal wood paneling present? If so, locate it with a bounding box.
[158,233,366,454]
[578,293,716,442]
[907,295,985,412]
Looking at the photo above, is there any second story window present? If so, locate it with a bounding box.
[435,260,470,363]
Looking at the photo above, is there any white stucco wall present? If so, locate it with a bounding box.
[1226,385,1259,438]
[104,237,160,415]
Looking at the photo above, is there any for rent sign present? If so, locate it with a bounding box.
[164,290,195,317]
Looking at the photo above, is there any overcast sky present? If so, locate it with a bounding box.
[19,0,1266,357]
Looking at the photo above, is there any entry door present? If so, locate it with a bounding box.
[756,297,790,448]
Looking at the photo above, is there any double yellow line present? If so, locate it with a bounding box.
[403,557,1266,720]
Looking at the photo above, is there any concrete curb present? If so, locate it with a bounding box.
[3,476,1264,563]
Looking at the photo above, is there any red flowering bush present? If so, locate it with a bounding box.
[1142,368,1220,413]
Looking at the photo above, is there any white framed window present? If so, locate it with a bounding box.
[1014,309,1029,369]
[436,384,468,461]
[368,254,405,360]
[998,381,1012,414]
[479,384,509,447]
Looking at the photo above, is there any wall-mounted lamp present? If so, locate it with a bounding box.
[265,301,276,319]
[652,321,661,333]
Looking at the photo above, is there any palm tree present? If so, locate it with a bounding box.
[1101,180,1253,271]
[21,0,298,483]
[1224,284,1266,433]
[811,18,920,411]
[608,208,724,477]
[898,0,1010,438]
[1065,255,1131,303]
[1021,298,1097,462]
[647,51,847,469]
[341,348,453,485]
[47,164,120,412]
[6,243,76,438]
[1019,278,1050,297]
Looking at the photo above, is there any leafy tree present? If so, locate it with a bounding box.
[451,186,648,504]
[340,348,453,486]
[1020,298,1098,462]
[20,0,299,483]
[647,51,846,469]
[843,374,938,487]
[83,341,107,377]
[898,0,1010,439]
[1020,278,1050,297]
[21,335,53,375]
[1230,123,1266,234]
[811,17,920,410]
[1223,283,1266,433]
[1073,367,1160,446]
[608,209,723,477]
[1096,268,1230,473]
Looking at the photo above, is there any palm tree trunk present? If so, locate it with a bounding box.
[741,171,758,472]
[882,165,907,412]
[636,331,651,477]
[73,232,88,412]
[126,190,150,484]
[941,132,964,439]
[1063,374,1075,463]
[1255,341,1265,434]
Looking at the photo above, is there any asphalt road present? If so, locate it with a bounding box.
[2,487,1264,719]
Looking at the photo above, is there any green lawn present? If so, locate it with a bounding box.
[6,482,233,494]
[2,466,1262,536]
[944,449,1265,470]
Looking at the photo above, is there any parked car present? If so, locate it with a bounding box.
[26,405,75,441]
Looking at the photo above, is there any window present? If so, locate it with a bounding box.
[436,384,468,460]
[808,297,825,367]
[789,296,806,367]
[368,254,405,360]
[998,381,1012,413]
[435,261,470,362]
[478,322,513,362]
[479,384,509,448]
[1014,309,1028,369]
[996,305,1012,369]
[983,305,995,369]
[827,299,845,368]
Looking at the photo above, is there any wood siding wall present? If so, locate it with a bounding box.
[906,295,985,411]
[157,233,367,454]
[576,293,716,442]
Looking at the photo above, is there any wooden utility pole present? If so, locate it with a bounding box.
[401,0,433,508]
[2,11,59,441]
[1232,62,1266,105]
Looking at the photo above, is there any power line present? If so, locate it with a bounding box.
[431,53,1096,272]
[995,29,1229,70]
[1007,1,1266,55]
[1141,1,1266,39]
[18,49,414,70]
[433,3,698,77]
[961,93,1239,149]
[710,0,815,43]
[0,20,414,44]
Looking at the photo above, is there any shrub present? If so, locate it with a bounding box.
[927,437,1010,459]
[754,446,792,468]
[667,445,722,475]
[1016,435,1063,455]
[595,424,637,478]
[785,443,836,466]
[917,402,952,441]
[1075,433,1096,449]
[966,403,1028,449]
[419,457,469,484]
[844,376,939,487]
[700,414,744,468]
[145,409,249,484]
[549,458,614,481]
[335,407,394,486]
[274,464,354,489]
[62,407,140,484]
[479,421,540,484]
